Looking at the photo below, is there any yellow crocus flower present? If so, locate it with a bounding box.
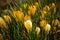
[3,15,12,24]
[0,17,8,29]
[44,24,51,34]
[13,10,24,22]
[17,11,24,22]
[24,15,31,21]
[40,20,46,28]
[13,11,17,18]
[36,27,40,36]
[28,5,36,16]
[24,20,32,33]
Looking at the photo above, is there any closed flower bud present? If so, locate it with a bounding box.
[44,24,51,34]
[36,27,40,35]
[28,5,36,16]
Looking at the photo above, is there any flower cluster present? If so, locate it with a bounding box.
[0,0,59,40]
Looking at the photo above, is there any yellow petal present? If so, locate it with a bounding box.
[28,5,36,16]
[17,11,24,22]
[24,20,32,33]
[36,27,40,35]
[0,17,8,29]
[24,15,31,21]
[40,20,46,27]
[3,15,12,24]
[44,24,51,34]
[13,11,17,18]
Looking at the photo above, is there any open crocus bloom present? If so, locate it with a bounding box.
[24,20,32,33]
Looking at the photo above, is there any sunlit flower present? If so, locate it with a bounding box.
[0,17,8,29]
[17,11,24,22]
[24,15,31,21]
[13,10,24,22]
[36,27,40,35]
[44,24,51,34]
[13,11,17,18]
[24,20,32,33]
[3,15,12,24]
[28,5,36,16]
[24,3,27,9]
[40,20,46,28]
